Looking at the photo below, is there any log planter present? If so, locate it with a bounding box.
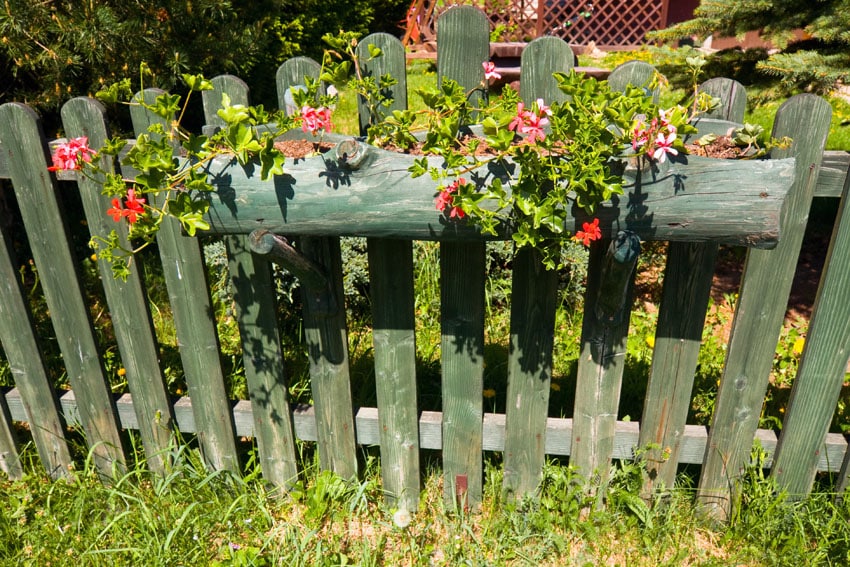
[199,134,796,248]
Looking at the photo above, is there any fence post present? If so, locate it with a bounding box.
[0,102,126,478]
[638,78,747,496]
[436,4,489,512]
[128,90,240,474]
[502,35,574,501]
[697,94,832,519]
[61,96,176,475]
[202,75,300,488]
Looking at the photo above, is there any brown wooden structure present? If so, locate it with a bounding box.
[403,0,699,50]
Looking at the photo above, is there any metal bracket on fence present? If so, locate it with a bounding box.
[248,229,338,316]
[594,230,641,326]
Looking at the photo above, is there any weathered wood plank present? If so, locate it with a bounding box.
[519,36,574,105]
[639,78,746,496]
[436,4,490,512]
[502,37,571,501]
[276,56,358,479]
[697,94,832,519]
[61,97,176,475]
[8,388,846,470]
[0,102,125,477]
[607,61,659,103]
[203,76,299,488]
[571,233,640,495]
[298,236,358,478]
[368,239,420,510]
[355,33,408,137]
[0,193,71,479]
[772,171,850,496]
[276,56,323,114]
[129,90,239,473]
[502,248,558,500]
[440,241,486,510]
[815,150,850,199]
[0,389,21,479]
[699,77,747,121]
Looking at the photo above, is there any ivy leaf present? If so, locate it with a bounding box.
[182,73,213,92]
[151,93,181,119]
[368,44,383,59]
[260,137,286,180]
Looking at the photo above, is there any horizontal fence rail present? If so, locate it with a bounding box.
[1,6,849,521]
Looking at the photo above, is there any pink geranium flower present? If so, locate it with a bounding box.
[483,61,501,81]
[300,105,333,134]
[652,131,678,163]
[47,137,95,171]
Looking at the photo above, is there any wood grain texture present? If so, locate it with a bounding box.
[0,102,125,477]
[519,36,574,105]
[129,90,239,473]
[62,96,175,475]
[638,79,745,495]
[772,174,850,496]
[199,149,794,247]
[435,5,490,511]
[0,196,71,479]
[299,236,358,478]
[571,234,640,494]
[440,241,486,510]
[502,37,571,500]
[355,33,408,137]
[368,239,420,510]
[276,57,323,113]
[202,76,300,487]
[502,248,558,499]
[697,94,832,519]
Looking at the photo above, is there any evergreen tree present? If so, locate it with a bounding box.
[651,0,850,95]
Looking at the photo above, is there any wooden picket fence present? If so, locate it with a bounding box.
[1,7,849,519]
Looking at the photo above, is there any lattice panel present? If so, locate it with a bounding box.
[404,0,667,48]
[542,1,664,46]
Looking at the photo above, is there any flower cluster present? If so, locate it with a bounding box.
[631,109,680,163]
[435,178,467,219]
[106,189,146,224]
[573,218,602,246]
[300,104,333,135]
[47,137,95,171]
[507,99,551,144]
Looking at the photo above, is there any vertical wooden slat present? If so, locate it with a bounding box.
[0,194,71,479]
[276,58,358,479]
[638,78,746,495]
[502,36,572,500]
[607,61,659,103]
[571,233,641,494]
[61,97,175,475]
[354,34,420,509]
[0,102,125,477]
[276,57,323,114]
[355,33,408,137]
[568,62,655,494]
[699,77,747,122]
[0,387,22,479]
[202,76,299,487]
[698,94,832,519]
[436,4,489,511]
[518,36,574,105]
[368,239,420,510]
[129,90,239,473]
[772,175,850,496]
[299,236,358,478]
